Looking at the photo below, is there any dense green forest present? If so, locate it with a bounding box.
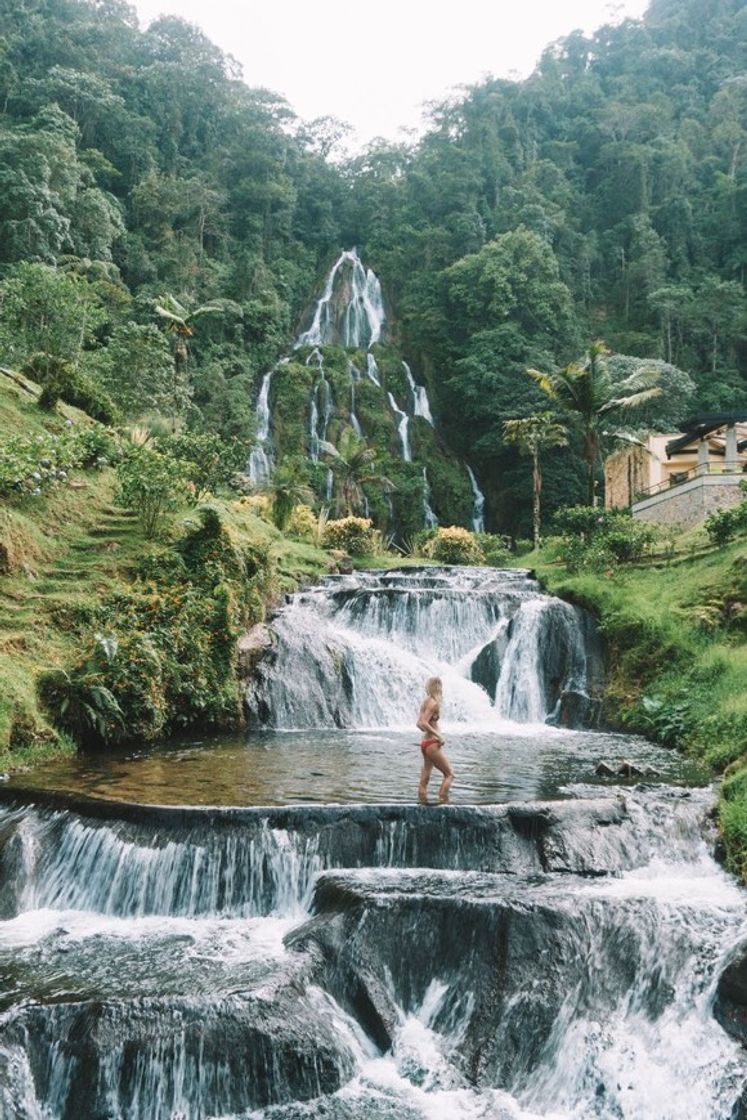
[1,0,746,533]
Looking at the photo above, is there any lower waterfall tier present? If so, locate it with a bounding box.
[0,787,745,1119]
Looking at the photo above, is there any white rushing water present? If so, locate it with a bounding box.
[349,361,363,437]
[0,568,744,1120]
[1,785,745,1120]
[366,352,382,386]
[388,391,411,461]
[247,368,275,487]
[467,464,486,533]
[248,567,600,731]
[422,467,439,529]
[297,248,385,349]
[403,361,434,426]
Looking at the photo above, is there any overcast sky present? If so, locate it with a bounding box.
[133,0,650,146]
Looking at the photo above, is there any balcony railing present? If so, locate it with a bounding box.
[632,462,746,503]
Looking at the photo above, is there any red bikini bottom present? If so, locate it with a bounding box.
[420,738,440,756]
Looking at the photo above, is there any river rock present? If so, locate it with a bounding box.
[237,622,274,677]
[290,867,672,1088]
[715,945,747,1047]
[2,989,356,1119]
[553,688,602,729]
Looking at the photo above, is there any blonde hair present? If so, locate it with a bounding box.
[425,677,442,698]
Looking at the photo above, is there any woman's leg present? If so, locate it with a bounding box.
[427,747,454,803]
[418,758,434,804]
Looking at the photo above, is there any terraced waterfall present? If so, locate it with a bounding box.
[1,568,746,1119]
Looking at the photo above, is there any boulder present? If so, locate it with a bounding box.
[237,623,274,678]
[715,945,747,1047]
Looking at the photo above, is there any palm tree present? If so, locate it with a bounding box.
[503,413,568,549]
[265,467,313,531]
[528,340,661,505]
[322,428,393,517]
[154,295,242,427]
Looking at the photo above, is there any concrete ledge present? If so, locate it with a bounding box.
[632,473,744,527]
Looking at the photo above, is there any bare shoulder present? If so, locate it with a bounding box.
[419,696,436,718]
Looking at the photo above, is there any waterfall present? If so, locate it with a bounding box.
[348,361,363,438]
[422,467,439,529]
[467,464,486,533]
[247,568,602,731]
[2,555,746,1119]
[306,348,334,462]
[365,352,381,386]
[387,391,411,461]
[1,784,745,1120]
[297,249,385,349]
[403,362,434,426]
[247,368,274,487]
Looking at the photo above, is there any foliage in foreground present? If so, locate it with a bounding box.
[533,537,747,878]
[36,506,272,746]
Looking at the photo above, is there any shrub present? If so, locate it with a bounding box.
[288,503,317,541]
[156,431,246,496]
[706,500,747,546]
[37,666,125,748]
[478,533,512,567]
[117,446,190,539]
[426,526,484,565]
[0,430,83,500]
[554,504,656,569]
[236,494,273,521]
[322,516,375,556]
[553,505,608,543]
[25,352,118,423]
[75,424,120,469]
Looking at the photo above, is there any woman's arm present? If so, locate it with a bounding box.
[417,699,444,742]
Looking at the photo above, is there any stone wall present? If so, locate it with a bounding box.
[632,474,744,527]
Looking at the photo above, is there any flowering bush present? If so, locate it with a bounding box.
[0,430,83,500]
[287,503,317,541]
[426,526,484,565]
[235,494,273,521]
[321,516,375,556]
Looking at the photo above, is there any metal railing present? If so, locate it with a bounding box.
[632,462,746,502]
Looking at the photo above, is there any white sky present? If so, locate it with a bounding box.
[133,0,650,147]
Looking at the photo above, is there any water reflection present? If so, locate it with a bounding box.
[6,727,708,807]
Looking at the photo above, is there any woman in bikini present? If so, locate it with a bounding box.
[416,676,454,804]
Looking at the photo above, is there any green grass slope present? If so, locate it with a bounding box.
[0,374,328,773]
[531,543,747,877]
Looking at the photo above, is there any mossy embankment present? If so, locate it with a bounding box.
[0,374,329,773]
[530,543,747,877]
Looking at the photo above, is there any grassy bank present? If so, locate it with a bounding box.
[529,542,747,877]
[0,375,329,773]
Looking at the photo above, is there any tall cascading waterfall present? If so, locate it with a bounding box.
[297,248,385,349]
[387,390,411,461]
[403,361,434,426]
[422,466,439,529]
[365,352,381,386]
[348,360,363,438]
[247,367,275,487]
[467,464,486,533]
[247,567,602,731]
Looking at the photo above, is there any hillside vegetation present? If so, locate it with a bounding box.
[532,536,747,877]
[0,0,745,534]
[0,373,328,772]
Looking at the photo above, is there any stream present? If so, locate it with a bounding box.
[0,567,745,1118]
